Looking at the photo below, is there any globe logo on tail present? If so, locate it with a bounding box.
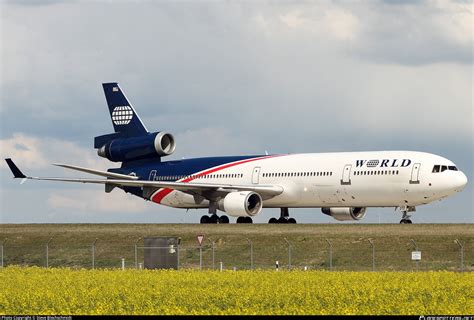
[112,106,133,125]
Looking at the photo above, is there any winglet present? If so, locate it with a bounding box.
[4,158,27,179]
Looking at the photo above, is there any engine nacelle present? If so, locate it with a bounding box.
[97,131,176,162]
[220,191,263,217]
[321,207,367,221]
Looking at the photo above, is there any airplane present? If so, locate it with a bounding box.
[5,82,468,224]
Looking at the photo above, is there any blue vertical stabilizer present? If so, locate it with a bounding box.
[102,82,148,137]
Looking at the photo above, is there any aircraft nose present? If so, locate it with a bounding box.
[454,172,468,192]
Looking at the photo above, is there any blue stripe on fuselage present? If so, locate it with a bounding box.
[109,155,265,197]
[109,155,266,181]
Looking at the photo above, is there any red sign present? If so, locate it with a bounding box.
[197,235,204,246]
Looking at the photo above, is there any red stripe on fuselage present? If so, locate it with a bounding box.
[151,155,281,204]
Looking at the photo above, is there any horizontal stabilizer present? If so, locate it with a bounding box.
[53,163,138,180]
[94,132,122,149]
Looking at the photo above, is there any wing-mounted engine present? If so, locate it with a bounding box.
[96,131,176,162]
[218,191,263,217]
[321,207,367,221]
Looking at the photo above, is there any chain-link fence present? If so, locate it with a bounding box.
[1,237,471,272]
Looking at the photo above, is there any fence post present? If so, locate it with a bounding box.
[454,239,464,273]
[368,239,375,271]
[284,238,291,269]
[46,236,54,268]
[134,237,142,269]
[1,238,7,268]
[410,239,419,271]
[177,237,181,270]
[92,238,98,270]
[247,238,253,270]
[212,240,215,270]
[2,238,8,268]
[325,239,333,271]
[206,238,215,270]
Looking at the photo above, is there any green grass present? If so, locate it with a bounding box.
[0,224,472,271]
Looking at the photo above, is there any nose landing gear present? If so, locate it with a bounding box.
[399,206,415,224]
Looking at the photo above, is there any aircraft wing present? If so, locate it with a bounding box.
[5,159,283,197]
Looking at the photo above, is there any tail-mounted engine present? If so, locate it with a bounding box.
[321,207,367,221]
[96,131,176,162]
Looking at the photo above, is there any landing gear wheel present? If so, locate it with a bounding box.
[236,217,245,224]
[200,215,210,224]
[278,217,288,224]
[400,207,415,225]
[219,215,229,224]
[269,208,295,224]
[244,217,253,224]
[210,214,219,224]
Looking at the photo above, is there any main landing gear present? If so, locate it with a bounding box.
[268,208,297,224]
[236,216,253,224]
[200,214,229,224]
[200,201,229,224]
[399,206,415,224]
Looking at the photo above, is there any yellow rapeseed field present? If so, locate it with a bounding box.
[0,266,472,315]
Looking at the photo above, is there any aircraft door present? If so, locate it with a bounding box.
[409,163,421,184]
[149,170,157,181]
[341,164,352,185]
[252,167,261,184]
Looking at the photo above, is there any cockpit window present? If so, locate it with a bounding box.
[433,164,458,173]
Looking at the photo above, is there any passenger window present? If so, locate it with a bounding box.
[441,165,447,172]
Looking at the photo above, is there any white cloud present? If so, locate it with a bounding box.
[352,1,473,65]
[172,127,264,159]
[47,189,150,214]
[278,6,359,42]
[0,132,110,171]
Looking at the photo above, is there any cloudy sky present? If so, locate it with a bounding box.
[0,0,472,224]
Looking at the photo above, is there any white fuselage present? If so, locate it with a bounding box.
[158,151,467,210]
